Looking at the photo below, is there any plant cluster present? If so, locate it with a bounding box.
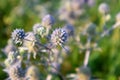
[2,0,120,80]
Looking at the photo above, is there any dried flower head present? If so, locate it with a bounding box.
[12,29,25,45]
[42,14,55,29]
[33,23,46,37]
[98,3,109,15]
[50,28,68,46]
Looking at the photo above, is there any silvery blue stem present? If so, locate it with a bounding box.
[46,74,52,80]
[101,22,120,38]
[84,37,91,67]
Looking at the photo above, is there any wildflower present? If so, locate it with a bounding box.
[50,28,68,47]
[42,14,55,29]
[33,23,46,37]
[98,3,109,15]
[12,29,26,45]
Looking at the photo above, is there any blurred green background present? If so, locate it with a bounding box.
[0,0,120,80]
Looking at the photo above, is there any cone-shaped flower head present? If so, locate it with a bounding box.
[63,24,74,36]
[12,29,25,45]
[33,23,46,37]
[8,62,25,80]
[98,3,109,15]
[86,23,96,37]
[42,14,55,29]
[50,28,68,46]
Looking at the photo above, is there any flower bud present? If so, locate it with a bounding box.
[50,28,68,47]
[12,29,26,45]
[33,23,46,37]
[8,62,25,80]
[98,3,109,15]
[63,24,74,37]
[42,14,55,29]
[86,23,96,37]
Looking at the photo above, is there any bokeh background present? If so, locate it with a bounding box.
[0,0,120,80]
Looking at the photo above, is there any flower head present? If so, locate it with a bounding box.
[33,23,46,37]
[8,62,25,80]
[50,28,68,46]
[12,29,25,45]
[86,23,96,37]
[63,24,74,37]
[98,3,109,15]
[42,14,55,28]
